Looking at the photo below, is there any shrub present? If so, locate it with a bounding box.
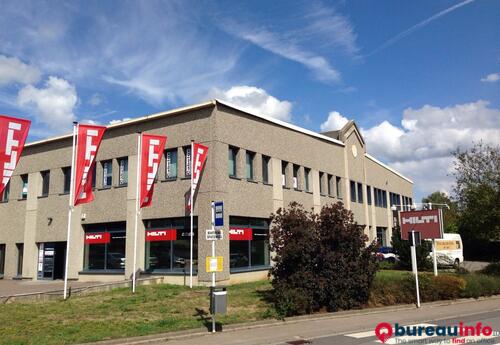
[269,202,378,316]
[461,274,500,298]
[481,262,500,276]
[391,227,432,270]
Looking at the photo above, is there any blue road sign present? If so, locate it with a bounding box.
[214,201,224,227]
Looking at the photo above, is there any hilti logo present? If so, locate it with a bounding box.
[147,230,166,237]
[229,229,245,236]
[402,215,438,225]
[192,147,205,185]
[2,122,22,186]
[86,234,102,240]
[146,139,160,191]
[79,129,99,199]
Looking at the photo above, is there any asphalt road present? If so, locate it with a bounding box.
[142,297,500,345]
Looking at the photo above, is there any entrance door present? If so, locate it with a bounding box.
[38,242,66,280]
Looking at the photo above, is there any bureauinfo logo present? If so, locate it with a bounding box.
[375,322,496,343]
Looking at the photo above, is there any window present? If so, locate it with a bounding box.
[228,147,237,177]
[62,167,71,193]
[262,155,270,184]
[20,175,28,200]
[1,181,10,202]
[102,161,112,187]
[367,185,372,205]
[184,146,192,177]
[91,163,96,188]
[319,172,325,194]
[229,217,270,271]
[357,182,363,203]
[165,149,178,179]
[281,161,288,187]
[327,174,333,196]
[409,198,413,208]
[41,170,50,196]
[16,243,23,276]
[144,217,198,272]
[376,227,387,247]
[350,180,356,202]
[382,190,387,208]
[292,165,299,189]
[118,158,128,186]
[0,244,5,276]
[246,151,255,180]
[336,176,342,198]
[84,222,126,271]
[304,168,311,192]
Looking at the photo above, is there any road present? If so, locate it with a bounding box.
[143,297,500,345]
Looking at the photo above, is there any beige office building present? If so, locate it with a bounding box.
[0,100,413,284]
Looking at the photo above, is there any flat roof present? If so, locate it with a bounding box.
[365,153,413,184]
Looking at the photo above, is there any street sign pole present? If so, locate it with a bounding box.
[211,201,216,333]
[411,230,421,308]
[432,239,438,276]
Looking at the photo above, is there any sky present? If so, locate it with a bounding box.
[0,0,499,202]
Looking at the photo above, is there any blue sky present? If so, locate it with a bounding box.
[0,0,499,201]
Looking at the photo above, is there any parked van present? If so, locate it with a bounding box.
[430,233,464,266]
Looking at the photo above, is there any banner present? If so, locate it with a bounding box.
[84,232,110,244]
[145,229,177,241]
[74,124,106,206]
[140,134,167,208]
[229,227,253,241]
[191,142,208,196]
[400,209,443,240]
[0,115,31,196]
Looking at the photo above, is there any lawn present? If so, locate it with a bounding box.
[1,270,499,345]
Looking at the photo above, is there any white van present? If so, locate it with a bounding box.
[430,233,464,266]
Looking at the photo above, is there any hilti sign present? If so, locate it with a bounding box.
[0,115,30,196]
[140,134,166,208]
[400,209,443,240]
[74,124,106,206]
[84,232,110,244]
[229,227,253,241]
[145,229,177,242]
[191,142,208,191]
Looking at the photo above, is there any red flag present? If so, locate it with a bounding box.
[74,124,106,206]
[140,134,167,208]
[0,115,31,196]
[190,142,208,207]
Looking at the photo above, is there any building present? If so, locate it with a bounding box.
[0,100,413,284]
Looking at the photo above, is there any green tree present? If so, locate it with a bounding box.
[452,142,500,242]
[421,191,459,233]
[391,227,432,270]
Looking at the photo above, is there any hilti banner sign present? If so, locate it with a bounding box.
[191,142,208,194]
[84,232,110,244]
[400,209,443,240]
[229,227,253,241]
[74,124,106,206]
[0,115,31,196]
[145,229,177,241]
[140,134,167,208]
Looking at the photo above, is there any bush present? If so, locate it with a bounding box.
[269,202,378,316]
[391,227,432,270]
[461,274,500,298]
[481,262,500,276]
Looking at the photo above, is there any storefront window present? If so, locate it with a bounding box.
[84,222,126,271]
[144,217,198,273]
[229,217,270,272]
[0,244,5,276]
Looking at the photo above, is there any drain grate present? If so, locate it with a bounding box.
[286,340,312,345]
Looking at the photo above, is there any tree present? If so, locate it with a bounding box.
[452,142,500,242]
[421,191,459,233]
[391,226,432,270]
[269,201,378,316]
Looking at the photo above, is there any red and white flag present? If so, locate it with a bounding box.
[74,124,106,206]
[139,134,167,208]
[188,142,208,211]
[0,115,31,196]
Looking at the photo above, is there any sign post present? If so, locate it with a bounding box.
[211,201,216,333]
[411,230,421,308]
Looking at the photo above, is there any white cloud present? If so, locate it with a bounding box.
[212,85,293,122]
[320,111,349,132]
[361,100,500,197]
[109,117,131,125]
[481,72,500,83]
[17,76,78,131]
[88,93,103,106]
[0,55,40,85]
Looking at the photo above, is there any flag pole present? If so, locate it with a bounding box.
[132,133,142,293]
[189,140,194,288]
[63,121,78,300]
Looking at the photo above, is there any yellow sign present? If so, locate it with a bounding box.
[435,240,460,251]
[206,256,223,272]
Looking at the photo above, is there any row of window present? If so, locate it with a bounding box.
[349,182,412,209]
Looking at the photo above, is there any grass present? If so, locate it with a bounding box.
[1,271,499,345]
[0,280,275,345]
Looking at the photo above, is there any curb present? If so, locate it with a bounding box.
[83,294,500,345]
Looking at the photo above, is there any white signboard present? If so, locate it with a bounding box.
[206,229,223,241]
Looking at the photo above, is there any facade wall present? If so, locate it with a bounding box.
[0,102,413,284]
